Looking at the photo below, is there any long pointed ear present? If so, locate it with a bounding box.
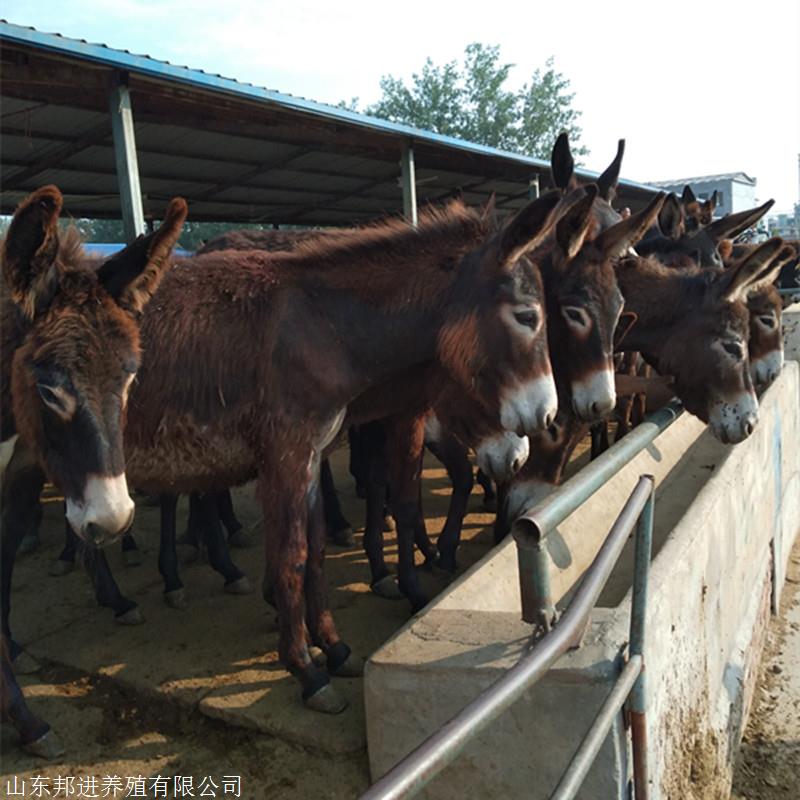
[594,192,666,258]
[554,184,598,261]
[498,190,568,266]
[712,237,784,303]
[705,199,774,242]
[681,185,696,205]
[480,193,498,230]
[614,311,638,348]
[657,193,683,239]
[2,185,64,320]
[97,197,188,315]
[550,132,575,191]
[596,139,625,202]
[748,244,797,293]
[706,190,719,215]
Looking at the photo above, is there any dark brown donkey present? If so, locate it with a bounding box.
[502,238,788,525]
[1,187,187,757]
[119,191,576,713]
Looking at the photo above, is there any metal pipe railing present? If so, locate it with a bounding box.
[359,475,655,800]
[513,400,681,625]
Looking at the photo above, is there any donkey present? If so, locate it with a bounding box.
[681,185,718,232]
[101,190,584,713]
[501,238,789,526]
[1,186,187,757]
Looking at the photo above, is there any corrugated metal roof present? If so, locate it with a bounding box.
[650,172,757,188]
[0,19,659,224]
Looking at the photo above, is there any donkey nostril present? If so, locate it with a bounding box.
[543,410,555,429]
[84,522,106,545]
[512,456,523,474]
[744,420,754,437]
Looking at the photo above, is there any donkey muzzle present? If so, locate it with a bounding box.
[571,369,617,422]
[709,392,759,445]
[65,473,136,546]
[499,375,558,437]
[476,431,530,483]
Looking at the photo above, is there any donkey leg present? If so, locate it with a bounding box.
[348,426,369,499]
[49,507,79,577]
[2,456,46,664]
[158,493,185,608]
[361,424,401,598]
[196,493,252,595]
[320,458,354,547]
[475,468,497,512]
[1,633,63,759]
[17,498,42,557]
[259,458,344,713]
[305,471,362,678]
[413,481,438,568]
[492,482,511,544]
[428,434,474,574]
[387,414,429,613]
[120,530,143,567]
[81,543,141,624]
[216,488,254,550]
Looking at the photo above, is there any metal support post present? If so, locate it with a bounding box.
[401,143,418,227]
[109,73,145,243]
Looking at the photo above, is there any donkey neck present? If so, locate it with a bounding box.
[613,256,709,357]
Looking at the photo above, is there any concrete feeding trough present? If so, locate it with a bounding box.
[364,336,800,798]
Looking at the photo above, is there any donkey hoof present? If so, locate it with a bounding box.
[23,730,65,760]
[382,516,395,532]
[371,575,403,600]
[14,651,42,675]
[304,683,348,714]
[164,588,187,609]
[176,544,200,565]
[122,549,144,567]
[49,559,75,577]
[330,652,364,678]
[331,526,355,547]
[115,606,144,626]
[225,576,254,595]
[228,529,256,549]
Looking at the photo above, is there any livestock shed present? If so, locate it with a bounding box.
[0,20,659,240]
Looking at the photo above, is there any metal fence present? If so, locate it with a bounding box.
[360,401,684,800]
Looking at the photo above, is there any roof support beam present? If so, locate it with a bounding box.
[401,143,417,226]
[109,75,145,242]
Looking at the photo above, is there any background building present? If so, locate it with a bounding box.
[650,172,757,218]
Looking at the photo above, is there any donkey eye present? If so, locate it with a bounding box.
[562,306,589,328]
[513,309,539,329]
[758,315,776,329]
[37,383,65,410]
[722,342,744,359]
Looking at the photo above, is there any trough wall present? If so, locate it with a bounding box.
[364,346,800,798]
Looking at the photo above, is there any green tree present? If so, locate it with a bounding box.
[360,44,587,160]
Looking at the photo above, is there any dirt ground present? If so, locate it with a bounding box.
[5,447,580,799]
[731,539,800,800]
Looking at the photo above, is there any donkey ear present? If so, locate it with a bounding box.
[748,244,797,293]
[706,190,719,214]
[681,185,696,205]
[596,139,625,202]
[713,238,784,303]
[554,184,598,261]
[498,190,566,266]
[657,193,683,240]
[595,192,666,258]
[97,197,188,314]
[705,199,774,243]
[614,311,638,348]
[2,185,64,320]
[481,193,499,230]
[550,132,575,191]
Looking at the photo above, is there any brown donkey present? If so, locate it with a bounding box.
[1,187,187,757]
[119,191,581,712]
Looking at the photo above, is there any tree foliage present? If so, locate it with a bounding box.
[359,44,587,160]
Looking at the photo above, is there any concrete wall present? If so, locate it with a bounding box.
[364,359,800,799]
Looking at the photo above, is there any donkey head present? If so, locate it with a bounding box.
[653,239,786,443]
[438,190,583,439]
[4,187,187,544]
[547,190,666,421]
[742,244,795,387]
[681,186,718,232]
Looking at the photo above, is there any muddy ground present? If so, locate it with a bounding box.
[731,540,800,800]
[4,447,597,799]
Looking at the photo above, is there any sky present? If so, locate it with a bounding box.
[4,0,800,213]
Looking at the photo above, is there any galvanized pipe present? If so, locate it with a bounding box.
[629,480,655,800]
[513,403,679,624]
[359,476,654,800]
[549,655,642,800]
